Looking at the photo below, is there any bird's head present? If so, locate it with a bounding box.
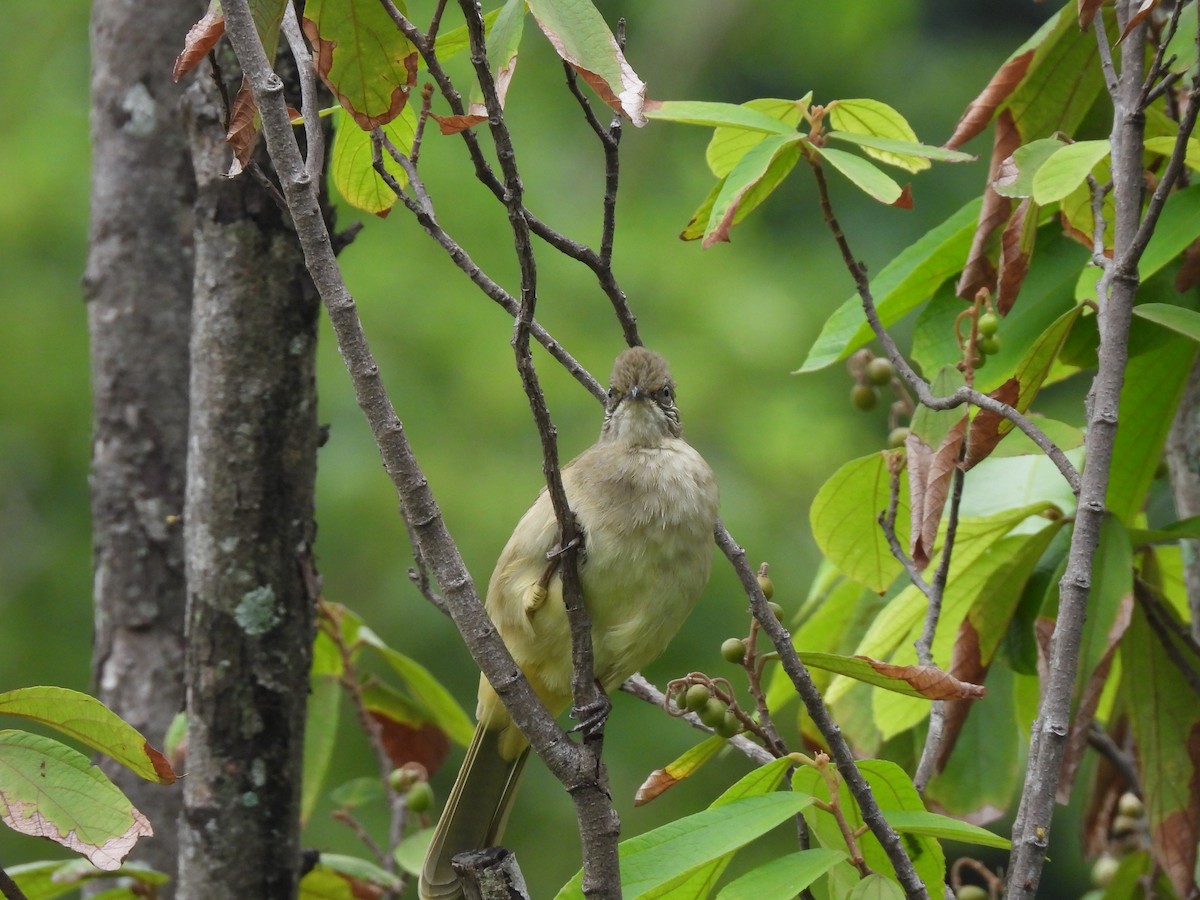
[601,347,683,445]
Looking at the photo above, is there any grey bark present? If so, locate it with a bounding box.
[1166,362,1200,644]
[84,0,198,886]
[175,68,320,899]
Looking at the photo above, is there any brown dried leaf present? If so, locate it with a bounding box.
[891,183,915,211]
[432,108,488,136]
[1078,0,1107,29]
[859,657,987,701]
[964,378,1021,470]
[1154,787,1200,899]
[174,5,225,83]
[225,80,259,177]
[1119,0,1159,42]
[997,198,1037,315]
[1058,594,1134,802]
[1175,238,1200,292]
[369,711,451,776]
[945,49,1035,150]
[935,620,989,771]
[956,110,1021,300]
[907,416,968,570]
[634,766,680,807]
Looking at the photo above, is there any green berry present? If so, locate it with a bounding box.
[405,781,434,814]
[767,601,785,621]
[699,697,728,729]
[757,573,775,600]
[1091,854,1120,888]
[851,384,878,411]
[685,683,712,712]
[716,709,742,738]
[955,887,988,900]
[865,357,895,386]
[1117,792,1144,819]
[978,311,1000,337]
[887,427,910,449]
[721,638,747,665]
[978,335,1001,355]
[970,352,986,370]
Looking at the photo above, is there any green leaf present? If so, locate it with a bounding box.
[810,452,908,594]
[1143,135,1200,173]
[699,134,803,246]
[0,730,152,871]
[0,686,175,784]
[707,96,810,177]
[797,198,980,373]
[883,809,1010,849]
[330,104,417,216]
[846,874,906,900]
[7,860,168,900]
[301,669,341,824]
[526,0,645,123]
[1107,318,1198,521]
[1122,600,1200,897]
[314,854,403,891]
[1030,140,1110,204]
[427,8,503,66]
[825,132,973,168]
[987,415,1083,459]
[554,793,813,900]
[795,651,970,700]
[394,827,435,876]
[993,137,1066,199]
[813,146,907,206]
[1132,302,1200,342]
[714,848,846,900]
[1128,515,1200,546]
[303,0,418,130]
[645,100,798,134]
[329,776,385,809]
[794,759,944,895]
[826,98,935,172]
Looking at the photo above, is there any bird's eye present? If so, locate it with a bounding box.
[659,386,673,402]
[607,387,617,400]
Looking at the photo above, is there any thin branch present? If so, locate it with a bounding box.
[281,3,324,183]
[1086,720,1141,794]
[879,461,933,597]
[0,867,29,900]
[807,157,1082,495]
[715,523,930,900]
[1139,0,1187,108]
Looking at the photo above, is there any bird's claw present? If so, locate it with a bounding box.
[569,689,613,742]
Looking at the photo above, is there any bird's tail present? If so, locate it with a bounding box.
[419,722,529,900]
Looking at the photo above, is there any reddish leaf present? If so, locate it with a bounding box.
[907,415,968,570]
[934,619,988,771]
[635,767,680,806]
[956,110,1021,300]
[997,197,1037,315]
[226,80,259,176]
[174,6,225,82]
[964,378,1021,470]
[1118,0,1159,42]
[1175,238,1200,292]
[945,49,1035,150]
[432,111,487,135]
[859,658,987,701]
[1057,594,1133,802]
[892,183,915,211]
[369,711,450,776]
[1078,0,1107,29]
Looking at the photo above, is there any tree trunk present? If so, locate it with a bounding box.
[175,67,320,898]
[85,0,197,886]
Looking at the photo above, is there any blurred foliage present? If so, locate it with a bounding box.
[0,0,1074,894]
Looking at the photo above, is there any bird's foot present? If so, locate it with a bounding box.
[569,685,612,743]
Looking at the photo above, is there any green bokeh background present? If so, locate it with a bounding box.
[0,0,1074,894]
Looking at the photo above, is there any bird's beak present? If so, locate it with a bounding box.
[628,385,644,401]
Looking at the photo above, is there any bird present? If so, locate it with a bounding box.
[419,346,720,900]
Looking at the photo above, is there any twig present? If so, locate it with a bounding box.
[807,158,1082,495]
[1086,720,1141,793]
[281,3,324,182]
[879,460,933,597]
[0,866,29,900]
[715,523,930,900]
[1136,580,1200,695]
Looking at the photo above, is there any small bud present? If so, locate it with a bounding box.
[721,637,747,665]
[685,683,712,712]
[405,781,434,814]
